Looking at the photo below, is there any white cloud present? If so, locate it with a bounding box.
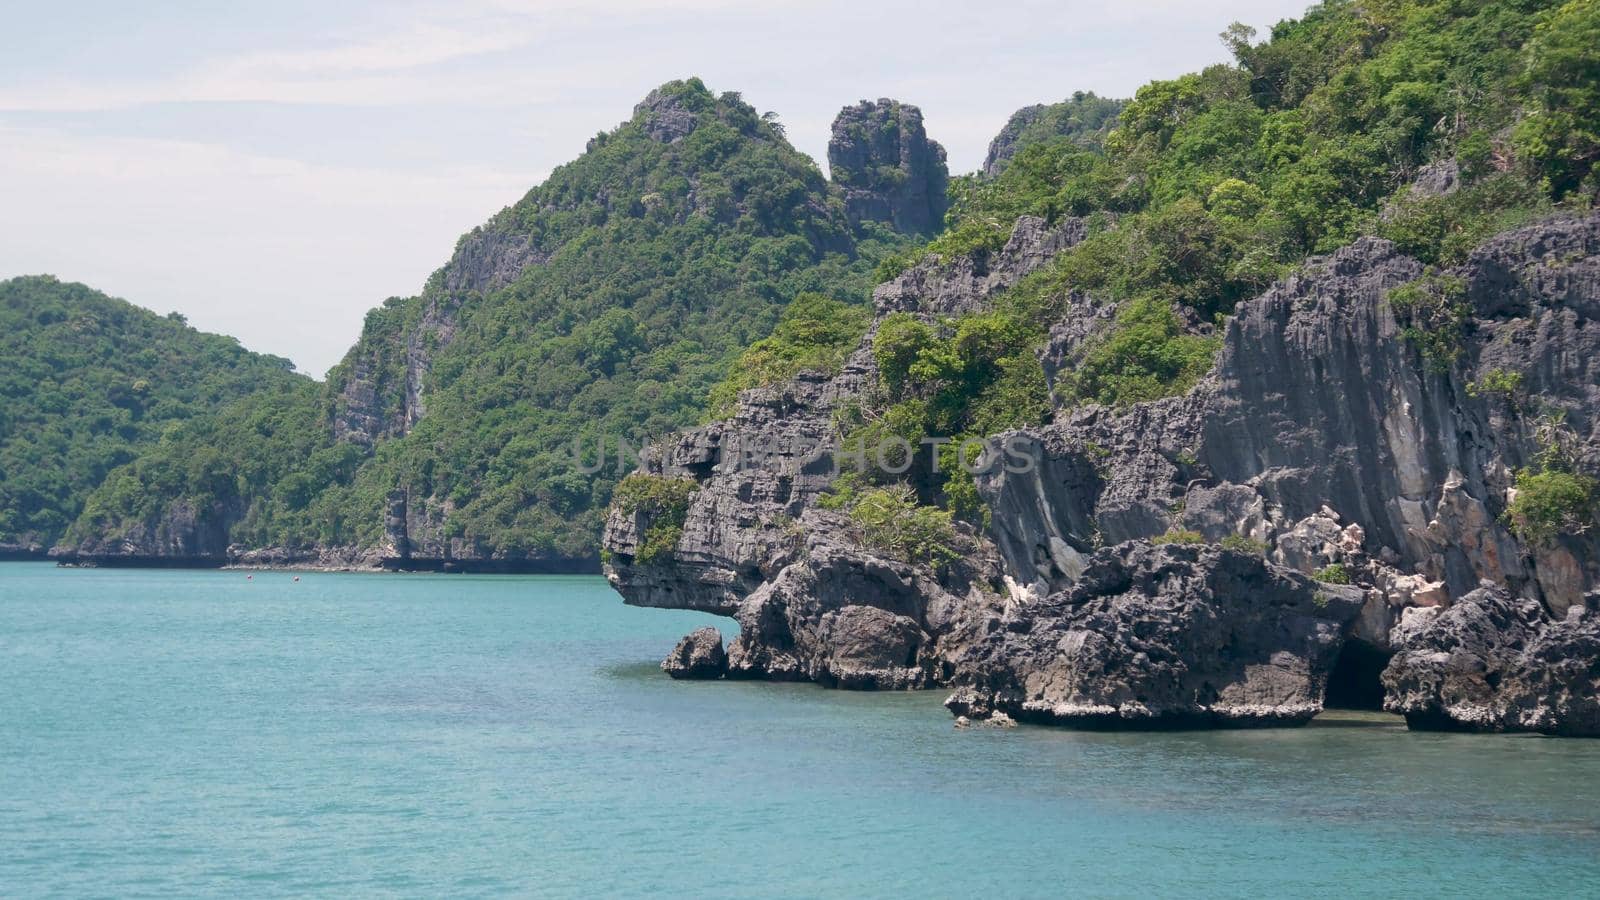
[0,23,558,112]
[0,0,780,112]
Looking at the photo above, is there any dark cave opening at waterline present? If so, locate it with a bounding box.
[1325,638,1392,711]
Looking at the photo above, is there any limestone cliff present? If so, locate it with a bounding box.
[828,100,949,236]
[604,213,1600,734]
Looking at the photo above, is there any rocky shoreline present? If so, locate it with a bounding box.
[603,212,1600,737]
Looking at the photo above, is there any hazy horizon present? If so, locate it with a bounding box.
[1,0,1312,376]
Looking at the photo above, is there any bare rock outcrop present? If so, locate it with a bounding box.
[662,627,727,679]
[723,524,1003,689]
[943,543,1365,728]
[603,215,1089,616]
[982,218,1600,612]
[606,212,1600,733]
[828,100,949,236]
[1382,585,1600,735]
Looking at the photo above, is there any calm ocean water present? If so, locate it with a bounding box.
[2,563,1598,898]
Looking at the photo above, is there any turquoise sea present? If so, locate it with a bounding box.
[3,563,1598,897]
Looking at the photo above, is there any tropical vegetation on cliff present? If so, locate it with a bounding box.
[821,0,1599,524]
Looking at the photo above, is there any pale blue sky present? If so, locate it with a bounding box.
[0,0,1313,375]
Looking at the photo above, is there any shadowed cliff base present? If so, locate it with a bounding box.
[1325,639,1393,712]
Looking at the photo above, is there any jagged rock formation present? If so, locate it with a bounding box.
[944,543,1365,728]
[828,100,949,236]
[634,85,703,143]
[604,215,1087,616]
[605,213,1600,733]
[662,627,727,679]
[722,524,1003,689]
[1383,585,1600,735]
[984,219,1600,612]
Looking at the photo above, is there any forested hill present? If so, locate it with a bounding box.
[0,276,304,556]
[60,80,939,568]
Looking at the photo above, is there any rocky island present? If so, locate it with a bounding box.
[604,1,1600,735]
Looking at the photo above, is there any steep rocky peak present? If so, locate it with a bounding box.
[631,78,715,143]
[827,98,949,236]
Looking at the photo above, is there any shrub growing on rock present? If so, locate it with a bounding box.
[844,485,961,567]
[1313,563,1352,584]
[1506,468,1597,546]
[613,473,698,565]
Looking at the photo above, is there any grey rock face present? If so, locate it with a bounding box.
[828,100,949,235]
[982,220,1600,612]
[943,543,1365,728]
[724,524,1003,689]
[606,211,1600,733]
[633,86,701,143]
[874,216,1088,319]
[662,627,728,679]
[1382,586,1600,735]
[1381,159,1461,221]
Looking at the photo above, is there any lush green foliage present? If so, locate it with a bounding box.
[707,292,871,418]
[922,0,1588,414]
[1313,562,1353,583]
[849,309,1050,520]
[1467,367,1526,399]
[0,277,302,549]
[841,484,961,567]
[65,380,368,549]
[999,93,1125,159]
[1506,468,1597,545]
[331,82,905,558]
[1387,273,1470,372]
[1063,297,1222,406]
[1511,0,1600,198]
[1153,529,1206,545]
[1377,174,1553,265]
